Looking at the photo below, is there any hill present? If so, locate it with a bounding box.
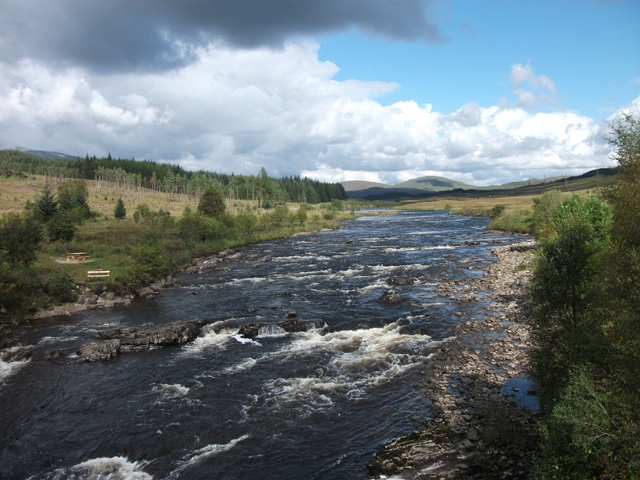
[393,176,474,191]
[2,146,79,160]
[343,169,613,200]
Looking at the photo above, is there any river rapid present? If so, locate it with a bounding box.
[0,211,522,479]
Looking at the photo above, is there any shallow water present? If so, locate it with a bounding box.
[0,211,521,479]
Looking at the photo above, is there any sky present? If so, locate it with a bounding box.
[0,0,639,186]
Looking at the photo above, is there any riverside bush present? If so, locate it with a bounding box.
[531,112,640,478]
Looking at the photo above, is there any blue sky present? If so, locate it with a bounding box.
[318,1,639,120]
[0,0,638,186]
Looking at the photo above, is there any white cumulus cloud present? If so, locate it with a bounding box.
[0,45,623,186]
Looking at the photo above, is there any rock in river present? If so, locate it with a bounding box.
[378,289,405,305]
[75,318,213,361]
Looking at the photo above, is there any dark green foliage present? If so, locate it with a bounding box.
[197,187,225,217]
[294,205,308,225]
[0,212,43,266]
[176,212,209,242]
[47,212,76,246]
[47,267,77,303]
[236,210,258,238]
[35,186,58,221]
[270,204,289,227]
[531,112,640,479]
[489,204,505,219]
[114,198,126,219]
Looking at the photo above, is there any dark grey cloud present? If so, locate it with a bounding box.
[0,0,443,72]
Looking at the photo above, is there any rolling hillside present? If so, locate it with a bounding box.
[343,168,616,200]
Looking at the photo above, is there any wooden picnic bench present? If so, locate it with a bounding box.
[87,269,110,280]
[67,252,90,262]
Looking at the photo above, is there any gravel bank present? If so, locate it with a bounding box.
[368,240,539,479]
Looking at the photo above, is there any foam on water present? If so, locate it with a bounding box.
[180,328,235,356]
[0,346,30,383]
[43,456,152,480]
[251,322,436,414]
[152,383,190,398]
[37,335,79,345]
[171,434,250,474]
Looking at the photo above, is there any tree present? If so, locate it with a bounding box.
[35,186,58,222]
[114,198,126,219]
[529,194,610,392]
[197,187,225,217]
[0,213,43,266]
[47,213,76,248]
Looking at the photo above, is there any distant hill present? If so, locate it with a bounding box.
[393,176,475,191]
[341,180,390,192]
[2,146,79,160]
[343,168,616,200]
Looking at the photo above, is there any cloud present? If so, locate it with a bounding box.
[0,0,444,72]
[0,44,620,186]
[509,61,558,110]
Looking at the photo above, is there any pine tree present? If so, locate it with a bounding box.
[114,198,126,219]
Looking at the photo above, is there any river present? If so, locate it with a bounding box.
[0,211,522,479]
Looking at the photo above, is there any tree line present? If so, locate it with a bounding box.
[0,150,347,205]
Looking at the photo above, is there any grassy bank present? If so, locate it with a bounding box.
[394,189,603,234]
[0,175,362,323]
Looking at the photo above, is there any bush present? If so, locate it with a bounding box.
[47,267,77,303]
[532,190,563,237]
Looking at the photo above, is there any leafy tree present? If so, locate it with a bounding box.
[236,210,258,238]
[0,213,43,266]
[47,212,76,248]
[532,190,564,236]
[197,187,225,217]
[270,204,289,227]
[114,198,126,219]
[347,198,359,214]
[530,195,610,393]
[294,204,308,226]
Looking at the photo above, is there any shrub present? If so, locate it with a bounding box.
[47,267,77,303]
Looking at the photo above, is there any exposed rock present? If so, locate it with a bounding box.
[73,319,212,361]
[77,339,121,362]
[368,241,539,479]
[239,318,327,338]
[283,311,298,319]
[378,289,405,305]
[387,276,416,286]
[238,323,261,338]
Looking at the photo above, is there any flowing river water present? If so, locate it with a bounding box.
[0,211,522,479]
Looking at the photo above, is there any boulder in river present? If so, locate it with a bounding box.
[387,276,416,286]
[73,318,213,361]
[378,289,405,305]
[239,318,327,338]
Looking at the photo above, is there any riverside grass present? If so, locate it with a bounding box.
[0,175,357,321]
[394,188,605,234]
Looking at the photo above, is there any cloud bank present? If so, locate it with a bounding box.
[0,0,444,72]
[0,42,619,186]
[0,0,627,186]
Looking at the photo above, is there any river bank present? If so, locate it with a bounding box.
[368,240,538,479]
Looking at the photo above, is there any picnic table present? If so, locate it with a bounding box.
[67,252,90,262]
